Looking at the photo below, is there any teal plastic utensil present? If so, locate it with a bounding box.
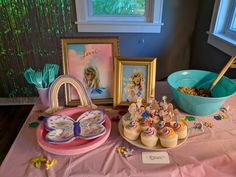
[35,71,43,88]
[24,68,40,88]
[42,64,59,88]
[24,64,59,88]
[23,68,35,85]
[30,73,40,88]
[48,68,55,86]
[43,65,50,88]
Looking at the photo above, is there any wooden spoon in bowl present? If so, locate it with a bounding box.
[208,55,236,93]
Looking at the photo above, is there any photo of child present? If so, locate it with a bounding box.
[122,66,147,102]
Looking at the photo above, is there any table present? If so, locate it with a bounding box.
[1,82,236,177]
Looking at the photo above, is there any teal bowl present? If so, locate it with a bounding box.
[167,70,236,116]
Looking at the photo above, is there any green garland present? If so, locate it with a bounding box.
[0,0,73,97]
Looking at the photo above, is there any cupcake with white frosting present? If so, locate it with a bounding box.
[122,113,133,127]
[140,127,158,147]
[160,127,178,148]
[123,121,141,141]
[172,121,187,139]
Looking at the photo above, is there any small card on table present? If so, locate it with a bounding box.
[142,152,170,164]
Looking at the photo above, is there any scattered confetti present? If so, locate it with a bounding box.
[213,113,228,120]
[45,159,57,170]
[116,146,134,158]
[31,156,57,170]
[123,148,134,158]
[192,122,204,132]
[116,146,126,154]
[38,116,47,121]
[220,106,229,113]
[31,156,47,168]
[219,113,228,119]
[214,114,222,120]
[28,122,39,128]
[203,122,213,128]
[184,116,197,121]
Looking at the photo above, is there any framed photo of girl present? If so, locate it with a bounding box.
[113,57,157,107]
[61,37,119,106]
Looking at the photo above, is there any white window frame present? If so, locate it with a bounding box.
[208,0,236,56]
[225,1,236,40]
[75,0,164,33]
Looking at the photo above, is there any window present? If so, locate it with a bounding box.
[226,5,236,40]
[208,0,236,56]
[75,0,164,33]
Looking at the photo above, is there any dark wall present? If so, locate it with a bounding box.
[68,0,200,80]
[0,0,200,101]
[191,0,236,78]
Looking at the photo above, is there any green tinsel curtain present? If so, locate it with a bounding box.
[0,0,73,98]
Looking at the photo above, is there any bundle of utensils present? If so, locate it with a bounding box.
[23,64,59,88]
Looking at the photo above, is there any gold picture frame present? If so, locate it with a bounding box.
[113,57,157,107]
[61,37,119,106]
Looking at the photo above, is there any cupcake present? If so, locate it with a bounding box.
[172,121,188,139]
[160,127,178,148]
[156,121,166,135]
[140,118,152,131]
[122,113,133,127]
[140,127,158,147]
[123,121,141,141]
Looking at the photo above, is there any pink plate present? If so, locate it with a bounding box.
[36,107,111,155]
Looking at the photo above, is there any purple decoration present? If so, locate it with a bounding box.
[214,115,222,120]
[73,122,81,137]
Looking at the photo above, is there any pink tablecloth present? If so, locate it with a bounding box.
[1,82,236,177]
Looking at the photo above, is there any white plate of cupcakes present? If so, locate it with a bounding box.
[118,96,188,150]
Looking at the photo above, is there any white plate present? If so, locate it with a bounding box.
[118,114,188,150]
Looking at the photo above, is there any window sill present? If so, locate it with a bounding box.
[207,32,236,56]
[75,22,164,33]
